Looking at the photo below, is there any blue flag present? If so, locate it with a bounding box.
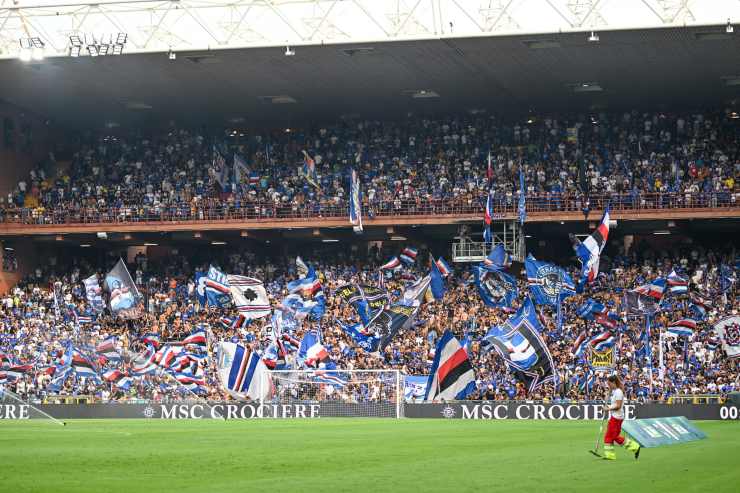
[484,244,511,269]
[404,375,429,401]
[482,297,556,393]
[524,254,576,307]
[576,299,619,329]
[518,168,526,225]
[474,265,517,309]
[338,322,381,352]
[430,260,446,300]
[194,271,207,307]
[483,190,493,244]
[204,265,231,308]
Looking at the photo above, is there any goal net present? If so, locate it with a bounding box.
[263,369,402,418]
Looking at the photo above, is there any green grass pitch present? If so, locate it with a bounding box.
[1,419,737,493]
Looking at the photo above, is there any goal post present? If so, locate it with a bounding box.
[261,369,403,418]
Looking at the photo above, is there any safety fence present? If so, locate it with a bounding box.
[0,192,737,226]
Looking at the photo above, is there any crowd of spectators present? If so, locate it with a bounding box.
[0,237,737,405]
[1,109,738,224]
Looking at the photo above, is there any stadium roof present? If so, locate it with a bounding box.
[1,20,739,128]
[2,0,739,57]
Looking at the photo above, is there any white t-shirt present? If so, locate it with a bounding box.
[609,388,625,420]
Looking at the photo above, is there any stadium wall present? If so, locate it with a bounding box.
[1,403,737,420]
[0,101,53,197]
[0,239,38,294]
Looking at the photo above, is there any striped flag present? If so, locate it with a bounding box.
[71,351,98,379]
[400,247,418,265]
[483,190,493,244]
[301,150,320,189]
[379,256,402,271]
[95,336,121,362]
[154,345,183,368]
[571,331,589,357]
[131,345,158,376]
[424,330,476,401]
[589,330,616,351]
[183,327,207,347]
[171,370,206,390]
[668,319,697,337]
[573,206,610,289]
[103,369,133,390]
[667,269,688,294]
[632,278,667,301]
[141,333,161,347]
[313,370,347,388]
[228,275,270,320]
[4,364,32,380]
[436,257,453,278]
[217,341,272,401]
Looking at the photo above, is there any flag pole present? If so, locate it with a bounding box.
[646,313,653,398]
[658,329,665,382]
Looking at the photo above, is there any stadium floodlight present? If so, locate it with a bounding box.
[168,50,176,60]
[69,35,83,57]
[87,45,99,57]
[728,19,734,33]
[98,44,110,56]
[18,38,35,62]
[285,45,295,56]
[113,32,127,55]
[588,31,599,42]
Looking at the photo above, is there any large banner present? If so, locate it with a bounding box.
[365,304,417,351]
[104,259,143,319]
[1,402,738,420]
[0,402,395,420]
[403,403,738,421]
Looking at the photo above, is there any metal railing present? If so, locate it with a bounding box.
[0,192,736,226]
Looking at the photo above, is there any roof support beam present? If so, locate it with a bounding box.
[0,0,738,59]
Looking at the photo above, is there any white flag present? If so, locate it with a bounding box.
[227,275,270,320]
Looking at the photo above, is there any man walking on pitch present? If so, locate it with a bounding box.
[602,375,641,461]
